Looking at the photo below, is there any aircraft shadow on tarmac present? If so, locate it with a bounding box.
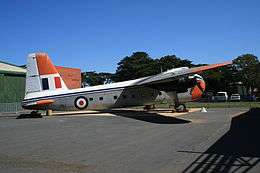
[16,112,42,119]
[180,108,260,173]
[16,109,191,124]
[102,110,191,124]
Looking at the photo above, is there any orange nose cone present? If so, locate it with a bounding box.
[191,80,206,100]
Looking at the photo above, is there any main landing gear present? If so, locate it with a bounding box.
[30,110,42,117]
[174,103,188,112]
[16,110,42,119]
[143,104,156,111]
[143,102,187,113]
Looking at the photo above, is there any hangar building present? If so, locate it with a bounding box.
[0,61,26,103]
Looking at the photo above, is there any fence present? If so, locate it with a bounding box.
[0,102,23,112]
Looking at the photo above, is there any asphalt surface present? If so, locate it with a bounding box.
[0,108,260,173]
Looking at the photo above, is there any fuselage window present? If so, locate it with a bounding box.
[99,97,103,101]
[89,98,93,101]
[114,96,118,100]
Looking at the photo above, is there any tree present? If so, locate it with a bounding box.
[202,65,234,94]
[82,71,114,86]
[233,54,259,92]
[114,52,196,82]
[114,52,157,81]
[84,51,260,96]
[255,62,260,89]
[155,55,193,72]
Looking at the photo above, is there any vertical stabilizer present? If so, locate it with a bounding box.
[25,53,68,95]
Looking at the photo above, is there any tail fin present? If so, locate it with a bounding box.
[25,53,68,94]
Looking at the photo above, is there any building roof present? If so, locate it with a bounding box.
[0,60,26,75]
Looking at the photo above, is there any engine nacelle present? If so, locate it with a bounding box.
[177,74,206,102]
[156,74,206,104]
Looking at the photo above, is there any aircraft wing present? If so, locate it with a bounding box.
[136,61,232,86]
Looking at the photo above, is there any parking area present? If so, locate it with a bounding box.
[0,108,260,173]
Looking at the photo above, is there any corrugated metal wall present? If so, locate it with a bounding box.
[0,74,25,103]
[0,102,23,112]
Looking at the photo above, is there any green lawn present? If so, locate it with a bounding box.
[156,101,260,109]
[187,101,260,108]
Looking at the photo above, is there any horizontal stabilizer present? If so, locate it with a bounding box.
[22,99,55,107]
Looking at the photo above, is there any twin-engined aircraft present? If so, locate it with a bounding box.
[22,53,231,112]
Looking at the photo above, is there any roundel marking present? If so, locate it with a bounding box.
[74,96,88,110]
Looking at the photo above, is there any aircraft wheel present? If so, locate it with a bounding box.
[175,104,187,112]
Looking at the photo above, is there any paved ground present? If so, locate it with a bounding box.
[0,108,260,173]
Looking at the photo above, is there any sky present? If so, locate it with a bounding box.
[0,0,259,73]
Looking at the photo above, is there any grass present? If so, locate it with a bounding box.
[155,101,260,109]
[186,101,260,108]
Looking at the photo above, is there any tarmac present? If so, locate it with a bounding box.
[0,107,260,173]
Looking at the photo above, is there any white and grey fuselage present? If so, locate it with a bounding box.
[21,53,212,111]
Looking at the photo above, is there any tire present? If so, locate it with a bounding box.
[175,104,186,112]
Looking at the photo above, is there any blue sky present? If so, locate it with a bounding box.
[0,0,259,72]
